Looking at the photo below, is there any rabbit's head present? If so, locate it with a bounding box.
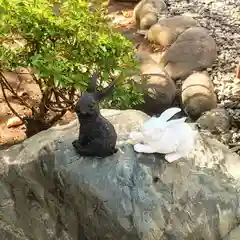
[75,72,117,118]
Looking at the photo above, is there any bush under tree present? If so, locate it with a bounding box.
[0,0,143,137]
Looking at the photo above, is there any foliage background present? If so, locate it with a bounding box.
[0,0,143,114]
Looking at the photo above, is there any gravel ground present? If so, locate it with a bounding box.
[165,0,240,152]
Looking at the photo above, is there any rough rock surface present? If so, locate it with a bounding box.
[1,109,240,239]
[197,108,231,134]
[223,225,240,240]
[160,27,217,80]
[133,0,167,30]
[147,15,197,47]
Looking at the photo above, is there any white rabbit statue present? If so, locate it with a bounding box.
[129,107,198,163]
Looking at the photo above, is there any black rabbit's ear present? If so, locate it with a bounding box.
[95,78,118,101]
[87,72,99,92]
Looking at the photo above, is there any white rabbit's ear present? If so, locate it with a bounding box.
[166,117,187,127]
[159,107,182,122]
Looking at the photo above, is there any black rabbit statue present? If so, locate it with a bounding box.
[72,72,118,157]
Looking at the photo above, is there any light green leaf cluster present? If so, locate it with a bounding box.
[0,0,143,108]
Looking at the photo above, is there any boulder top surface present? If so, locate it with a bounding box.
[1,109,240,240]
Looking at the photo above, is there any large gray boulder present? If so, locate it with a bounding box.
[1,109,240,240]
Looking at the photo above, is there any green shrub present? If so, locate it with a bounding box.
[0,0,143,136]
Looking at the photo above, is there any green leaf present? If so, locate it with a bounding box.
[0,0,143,114]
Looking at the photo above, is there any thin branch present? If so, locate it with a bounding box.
[69,87,76,101]
[39,87,51,117]
[15,72,24,92]
[0,71,38,115]
[48,110,67,125]
[53,90,67,107]
[40,87,72,113]
[47,90,67,111]
[0,36,24,43]
[31,73,44,94]
[0,72,18,93]
[53,88,74,104]
[45,101,74,112]
[0,79,26,124]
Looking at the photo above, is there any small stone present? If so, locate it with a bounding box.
[6,117,24,128]
[197,108,231,134]
[147,15,197,47]
[133,0,167,30]
[181,72,217,120]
